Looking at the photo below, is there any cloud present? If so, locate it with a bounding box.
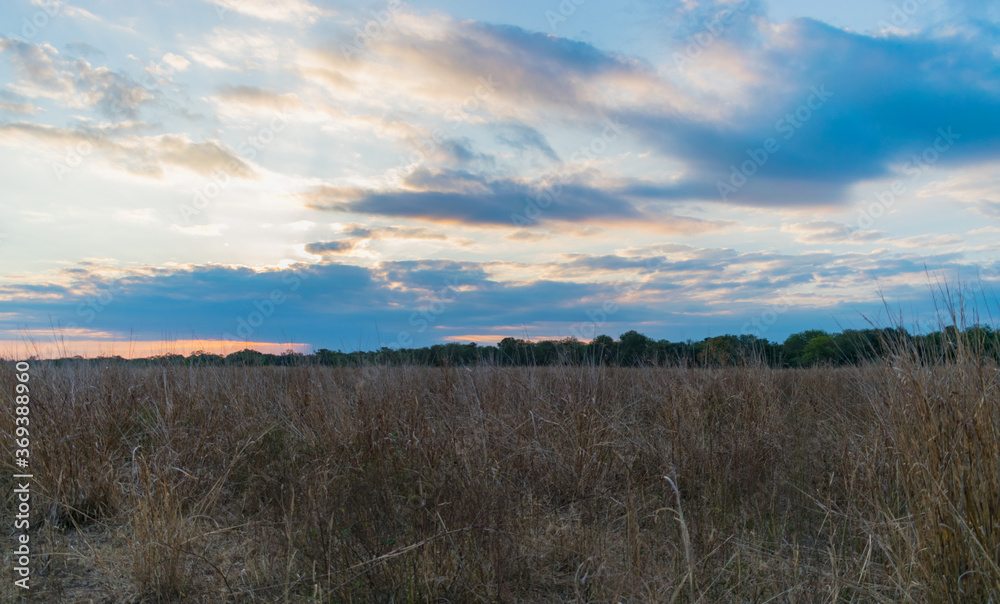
[33,0,102,22]
[64,41,104,57]
[0,262,392,347]
[783,221,964,250]
[292,11,1000,211]
[206,0,331,23]
[302,168,633,226]
[0,122,256,179]
[214,84,303,112]
[375,259,490,290]
[657,0,766,49]
[187,50,231,71]
[494,122,559,162]
[305,223,474,256]
[156,136,256,177]
[0,100,41,115]
[161,53,190,72]
[503,230,552,242]
[623,19,1000,206]
[0,89,43,115]
[302,167,732,233]
[782,221,886,245]
[337,223,475,246]
[304,240,355,255]
[1,244,993,351]
[339,224,448,241]
[300,14,664,116]
[186,27,291,71]
[890,234,965,249]
[0,38,156,118]
[0,39,74,99]
[3,3,999,353]
[979,200,1000,219]
[299,13,995,210]
[303,177,637,226]
[436,137,496,168]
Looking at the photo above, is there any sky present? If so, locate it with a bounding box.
[1,0,999,358]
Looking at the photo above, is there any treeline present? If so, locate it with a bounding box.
[32,325,1000,367]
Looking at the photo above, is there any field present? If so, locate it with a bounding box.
[2,350,999,602]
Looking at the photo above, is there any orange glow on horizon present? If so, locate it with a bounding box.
[0,339,311,360]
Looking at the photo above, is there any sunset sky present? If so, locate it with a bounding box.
[1,0,999,358]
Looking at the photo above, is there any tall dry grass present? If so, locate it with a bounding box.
[0,349,997,601]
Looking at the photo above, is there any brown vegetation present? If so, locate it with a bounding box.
[1,339,998,601]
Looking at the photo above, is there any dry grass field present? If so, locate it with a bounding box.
[2,341,999,601]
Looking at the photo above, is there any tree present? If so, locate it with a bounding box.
[799,334,839,366]
[700,335,740,366]
[618,330,652,365]
[587,335,615,365]
[226,349,266,366]
[592,334,614,347]
[783,330,829,367]
[499,337,528,365]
